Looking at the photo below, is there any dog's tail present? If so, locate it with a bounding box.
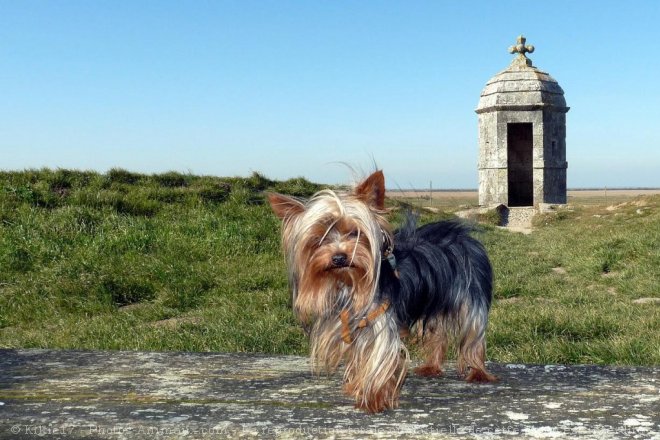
[393,210,418,242]
[395,210,476,248]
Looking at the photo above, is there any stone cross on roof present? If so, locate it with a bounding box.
[508,35,535,67]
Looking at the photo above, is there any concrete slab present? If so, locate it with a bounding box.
[0,349,658,439]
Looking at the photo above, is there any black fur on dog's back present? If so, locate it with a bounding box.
[378,213,493,330]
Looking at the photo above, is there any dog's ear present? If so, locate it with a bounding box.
[354,170,386,210]
[268,193,305,220]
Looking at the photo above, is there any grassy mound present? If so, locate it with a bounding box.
[0,169,657,365]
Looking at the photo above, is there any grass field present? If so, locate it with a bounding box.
[1,169,658,366]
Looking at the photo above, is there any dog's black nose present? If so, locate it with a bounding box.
[331,253,348,267]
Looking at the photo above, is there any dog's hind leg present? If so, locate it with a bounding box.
[456,308,497,383]
[414,318,449,377]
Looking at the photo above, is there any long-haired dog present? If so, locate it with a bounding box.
[268,170,496,413]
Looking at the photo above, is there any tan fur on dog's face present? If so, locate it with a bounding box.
[268,173,391,321]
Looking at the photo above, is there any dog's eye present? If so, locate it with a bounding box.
[348,229,360,238]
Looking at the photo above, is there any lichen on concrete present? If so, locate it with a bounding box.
[0,349,658,439]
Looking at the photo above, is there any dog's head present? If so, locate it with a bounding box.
[269,171,392,321]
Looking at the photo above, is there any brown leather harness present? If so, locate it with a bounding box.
[340,300,391,344]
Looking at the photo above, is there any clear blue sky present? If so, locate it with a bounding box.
[1,1,659,188]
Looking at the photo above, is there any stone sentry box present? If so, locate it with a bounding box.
[476,36,569,207]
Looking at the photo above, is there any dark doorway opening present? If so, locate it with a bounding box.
[507,123,533,206]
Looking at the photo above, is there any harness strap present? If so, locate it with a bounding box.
[340,300,391,344]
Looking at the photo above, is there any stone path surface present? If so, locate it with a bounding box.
[0,349,658,439]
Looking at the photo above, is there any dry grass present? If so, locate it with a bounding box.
[388,189,660,210]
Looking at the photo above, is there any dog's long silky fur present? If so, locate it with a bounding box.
[268,170,495,413]
[384,214,495,383]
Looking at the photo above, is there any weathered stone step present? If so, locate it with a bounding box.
[0,349,658,439]
[503,207,536,228]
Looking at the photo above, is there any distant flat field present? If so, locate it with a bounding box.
[566,189,660,197]
[388,188,660,207]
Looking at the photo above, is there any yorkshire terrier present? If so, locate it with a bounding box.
[268,170,496,413]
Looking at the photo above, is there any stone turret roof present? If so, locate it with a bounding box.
[476,36,568,113]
